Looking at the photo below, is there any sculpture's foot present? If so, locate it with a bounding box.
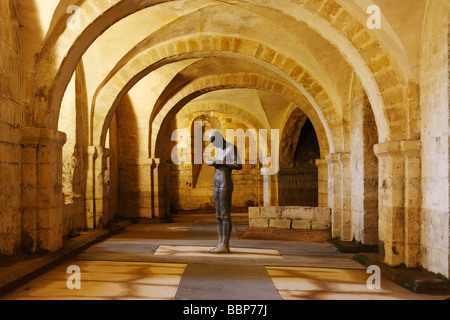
[209,245,231,254]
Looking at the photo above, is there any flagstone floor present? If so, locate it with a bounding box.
[2,213,448,300]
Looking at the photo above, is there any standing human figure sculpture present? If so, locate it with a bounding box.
[206,130,243,253]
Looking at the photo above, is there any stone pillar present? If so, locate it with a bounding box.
[326,153,352,241]
[326,154,341,239]
[403,140,422,268]
[315,159,329,208]
[374,140,421,267]
[151,158,166,218]
[375,141,405,266]
[261,164,279,207]
[138,158,154,219]
[95,146,110,227]
[340,153,352,241]
[21,128,66,253]
[270,174,279,206]
[262,175,271,207]
[260,171,279,207]
[85,146,110,229]
[85,146,97,229]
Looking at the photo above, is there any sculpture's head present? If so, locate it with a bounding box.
[209,129,226,148]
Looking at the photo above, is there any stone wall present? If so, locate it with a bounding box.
[169,111,261,212]
[116,94,153,219]
[170,163,260,212]
[249,206,331,230]
[0,0,22,256]
[419,0,449,277]
[278,169,318,207]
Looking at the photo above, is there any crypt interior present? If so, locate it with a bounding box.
[0,0,449,294]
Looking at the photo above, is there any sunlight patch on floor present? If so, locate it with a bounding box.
[1,261,187,300]
[154,245,282,259]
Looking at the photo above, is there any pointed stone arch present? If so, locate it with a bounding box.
[32,0,408,146]
[91,35,339,155]
[151,73,333,161]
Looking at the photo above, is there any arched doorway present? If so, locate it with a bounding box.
[279,115,321,207]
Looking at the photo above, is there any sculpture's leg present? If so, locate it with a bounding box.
[222,218,232,251]
[221,188,233,251]
[210,188,224,253]
[216,219,224,246]
[209,188,232,253]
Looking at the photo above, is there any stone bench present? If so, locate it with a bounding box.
[248,206,332,230]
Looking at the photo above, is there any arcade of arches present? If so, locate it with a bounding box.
[0,0,449,279]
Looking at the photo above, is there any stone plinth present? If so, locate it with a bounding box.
[249,206,331,230]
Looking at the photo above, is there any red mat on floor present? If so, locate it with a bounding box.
[240,228,331,243]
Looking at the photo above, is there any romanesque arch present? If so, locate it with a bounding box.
[5,0,443,279]
[32,0,409,145]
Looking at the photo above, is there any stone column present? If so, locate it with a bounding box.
[270,174,279,206]
[21,128,66,253]
[374,141,405,266]
[261,164,279,207]
[403,140,422,268]
[340,153,352,241]
[326,153,352,241]
[374,140,421,267]
[95,146,110,227]
[262,175,271,207]
[85,146,110,229]
[85,146,97,229]
[260,172,279,207]
[315,159,329,208]
[151,158,166,218]
[139,158,154,218]
[326,154,342,239]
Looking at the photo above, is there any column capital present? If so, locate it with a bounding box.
[96,146,110,159]
[315,158,328,167]
[325,152,351,165]
[401,140,421,156]
[151,158,161,168]
[87,146,98,158]
[139,157,154,166]
[374,140,421,158]
[325,153,339,164]
[21,127,67,147]
[86,146,111,164]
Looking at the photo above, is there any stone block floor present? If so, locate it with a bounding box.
[1,213,449,300]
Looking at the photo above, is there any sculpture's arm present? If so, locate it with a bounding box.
[223,162,243,170]
[222,146,243,171]
[206,159,224,169]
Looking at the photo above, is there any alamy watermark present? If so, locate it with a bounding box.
[171,122,280,176]
[367,5,381,30]
[366,265,381,290]
[67,5,81,30]
[66,265,81,290]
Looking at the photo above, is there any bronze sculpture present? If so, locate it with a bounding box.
[206,130,243,253]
